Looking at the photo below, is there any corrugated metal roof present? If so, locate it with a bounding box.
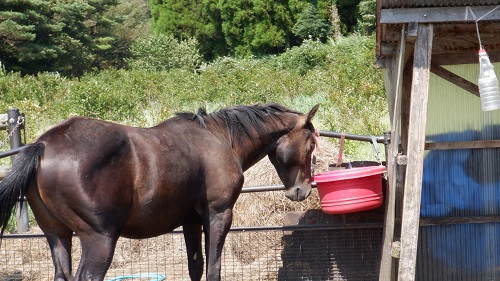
[381,0,500,8]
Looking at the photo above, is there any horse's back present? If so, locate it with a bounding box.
[31,117,223,238]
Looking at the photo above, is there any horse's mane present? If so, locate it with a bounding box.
[176,103,301,146]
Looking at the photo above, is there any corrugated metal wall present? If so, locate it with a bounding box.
[417,63,500,280]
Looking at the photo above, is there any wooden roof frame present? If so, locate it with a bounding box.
[377,5,500,67]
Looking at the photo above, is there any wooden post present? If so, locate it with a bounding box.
[397,23,433,281]
[379,24,406,281]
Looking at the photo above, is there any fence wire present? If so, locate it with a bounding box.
[0,226,382,281]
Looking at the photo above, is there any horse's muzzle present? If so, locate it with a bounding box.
[285,184,311,201]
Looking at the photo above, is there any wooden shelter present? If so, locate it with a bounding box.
[376,1,500,280]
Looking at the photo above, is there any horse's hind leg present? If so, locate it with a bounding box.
[26,188,73,280]
[46,231,73,281]
[183,216,204,281]
[74,232,119,281]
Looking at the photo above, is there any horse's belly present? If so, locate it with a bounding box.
[120,215,183,239]
[120,199,197,239]
[120,224,179,239]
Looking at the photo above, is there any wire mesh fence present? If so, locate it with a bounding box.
[0,225,382,281]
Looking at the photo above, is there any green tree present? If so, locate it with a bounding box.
[357,0,376,35]
[105,0,153,69]
[52,0,122,76]
[292,3,331,42]
[0,0,122,76]
[219,0,300,56]
[150,0,226,60]
[336,0,361,34]
[0,0,64,73]
[150,0,310,58]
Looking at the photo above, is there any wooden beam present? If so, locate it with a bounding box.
[380,6,500,24]
[425,140,500,150]
[397,23,433,281]
[379,24,406,281]
[376,0,382,57]
[420,215,500,226]
[430,63,480,97]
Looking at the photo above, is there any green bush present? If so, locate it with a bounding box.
[270,39,331,75]
[126,33,202,72]
[0,35,387,159]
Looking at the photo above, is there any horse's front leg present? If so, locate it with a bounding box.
[203,208,233,281]
[183,215,204,281]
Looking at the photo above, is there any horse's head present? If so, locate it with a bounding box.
[268,104,319,201]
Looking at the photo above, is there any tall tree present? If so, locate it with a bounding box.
[0,0,63,73]
[219,0,303,56]
[105,0,153,69]
[150,0,226,60]
[292,3,331,42]
[357,0,376,35]
[0,0,121,76]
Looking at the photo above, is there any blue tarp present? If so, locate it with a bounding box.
[420,127,500,272]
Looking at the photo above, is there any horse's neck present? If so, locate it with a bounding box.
[232,126,289,172]
[237,142,274,172]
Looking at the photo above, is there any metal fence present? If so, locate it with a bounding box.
[0,224,383,281]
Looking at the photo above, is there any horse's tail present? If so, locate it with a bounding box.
[0,142,44,238]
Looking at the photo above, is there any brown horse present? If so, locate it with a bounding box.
[0,103,319,281]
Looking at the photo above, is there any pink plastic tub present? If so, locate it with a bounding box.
[313,166,386,214]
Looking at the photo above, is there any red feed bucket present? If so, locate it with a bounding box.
[313,165,386,214]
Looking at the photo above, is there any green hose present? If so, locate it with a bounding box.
[106,273,166,281]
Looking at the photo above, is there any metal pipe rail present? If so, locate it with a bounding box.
[0,146,24,159]
[318,130,388,144]
[2,221,384,240]
[0,130,386,196]
[0,130,388,158]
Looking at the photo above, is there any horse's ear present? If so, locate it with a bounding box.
[306,104,320,122]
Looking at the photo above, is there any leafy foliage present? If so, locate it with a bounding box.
[126,33,202,72]
[219,0,299,56]
[150,0,226,60]
[0,0,376,75]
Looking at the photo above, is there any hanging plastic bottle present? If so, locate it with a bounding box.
[478,48,500,111]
